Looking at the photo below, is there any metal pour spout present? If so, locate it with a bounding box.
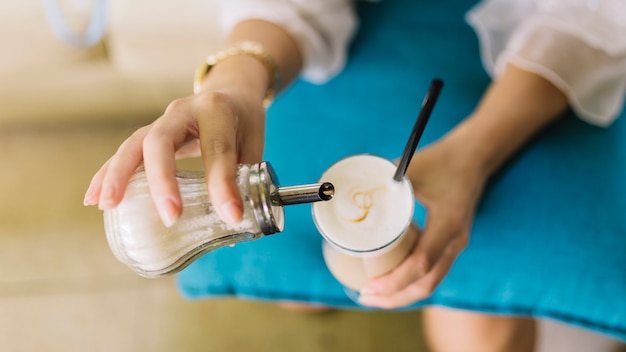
[272,182,335,206]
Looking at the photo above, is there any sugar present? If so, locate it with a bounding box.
[104,164,262,276]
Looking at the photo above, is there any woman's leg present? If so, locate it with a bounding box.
[423,306,536,352]
[278,302,331,312]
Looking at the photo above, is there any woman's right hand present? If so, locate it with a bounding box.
[83,85,267,227]
[82,18,307,228]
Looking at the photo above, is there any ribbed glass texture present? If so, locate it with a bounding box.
[104,165,261,278]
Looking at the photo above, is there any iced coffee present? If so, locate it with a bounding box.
[312,154,417,293]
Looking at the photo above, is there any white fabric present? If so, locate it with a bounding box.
[467,0,626,126]
[220,0,357,84]
[221,0,626,126]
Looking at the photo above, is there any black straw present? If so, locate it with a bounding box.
[393,78,443,182]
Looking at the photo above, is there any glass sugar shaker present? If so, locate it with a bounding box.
[104,161,334,278]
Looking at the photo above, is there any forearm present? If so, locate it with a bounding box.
[196,19,303,104]
[449,64,569,176]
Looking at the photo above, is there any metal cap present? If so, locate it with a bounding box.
[248,161,335,236]
[248,162,284,235]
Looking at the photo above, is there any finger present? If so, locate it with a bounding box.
[98,126,151,210]
[359,236,465,309]
[197,108,241,224]
[237,127,264,165]
[84,158,111,206]
[142,111,193,227]
[174,140,202,160]
[363,210,460,296]
[410,207,462,275]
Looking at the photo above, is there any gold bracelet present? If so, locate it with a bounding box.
[193,41,281,109]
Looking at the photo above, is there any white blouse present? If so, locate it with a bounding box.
[219,0,357,84]
[220,0,626,126]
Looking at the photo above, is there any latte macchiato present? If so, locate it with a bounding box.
[313,154,417,291]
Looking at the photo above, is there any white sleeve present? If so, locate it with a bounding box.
[219,0,358,84]
[466,0,626,127]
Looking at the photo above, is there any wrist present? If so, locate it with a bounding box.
[444,116,510,178]
[447,64,569,177]
[438,122,495,180]
[195,55,269,107]
[194,42,280,108]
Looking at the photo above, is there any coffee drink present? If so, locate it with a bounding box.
[312,154,417,291]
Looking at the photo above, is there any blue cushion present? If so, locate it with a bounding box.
[177,0,626,341]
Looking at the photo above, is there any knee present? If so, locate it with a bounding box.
[422,306,536,352]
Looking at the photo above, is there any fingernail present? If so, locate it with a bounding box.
[357,295,380,307]
[98,185,116,210]
[157,198,179,227]
[83,188,94,206]
[360,286,381,296]
[221,201,243,224]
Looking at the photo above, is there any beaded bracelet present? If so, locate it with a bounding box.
[193,41,281,108]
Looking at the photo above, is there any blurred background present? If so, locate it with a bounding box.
[0,1,624,351]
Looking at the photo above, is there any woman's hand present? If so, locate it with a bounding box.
[83,20,304,227]
[83,86,266,227]
[357,65,568,309]
[358,132,489,309]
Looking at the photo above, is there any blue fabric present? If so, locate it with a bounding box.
[177,0,626,341]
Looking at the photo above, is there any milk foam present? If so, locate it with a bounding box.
[313,155,414,252]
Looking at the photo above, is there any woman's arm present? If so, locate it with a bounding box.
[359,0,626,309]
[198,19,303,103]
[85,0,358,227]
[451,63,568,176]
[358,64,569,308]
[85,19,303,226]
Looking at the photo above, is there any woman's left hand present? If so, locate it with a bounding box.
[358,130,489,309]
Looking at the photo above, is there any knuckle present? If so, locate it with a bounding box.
[119,126,147,149]
[165,97,190,112]
[448,235,469,255]
[193,93,240,131]
[446,209,466,233]
[412,280,437,298]
[205,137,234,156]
[165,98,184,113]
[410,254,433,277]
[194,91,232,111]
[142,129,166,151]
[128,126,147,140]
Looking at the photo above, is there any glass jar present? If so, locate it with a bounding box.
[105,161,334,278]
